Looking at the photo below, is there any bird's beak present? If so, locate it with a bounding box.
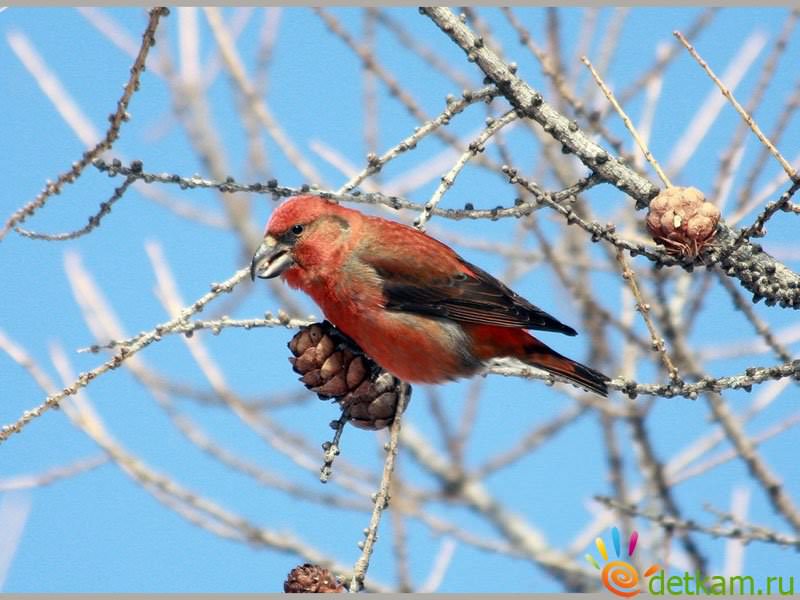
[250,235,295,280]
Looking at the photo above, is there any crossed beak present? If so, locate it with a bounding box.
[250,235,295,280]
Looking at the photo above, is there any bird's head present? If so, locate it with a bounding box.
[250,195,354,280]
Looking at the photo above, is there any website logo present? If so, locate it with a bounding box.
[585,526,660,597]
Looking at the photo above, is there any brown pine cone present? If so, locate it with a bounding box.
[288,322,403,430]
[646,186,720,258]
[284,563,343,593]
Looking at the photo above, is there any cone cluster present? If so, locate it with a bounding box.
[284,563,343,593]
[646,186,720,258]
[288,322,402,430]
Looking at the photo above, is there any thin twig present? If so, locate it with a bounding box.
[416,109,518,230]
[737,180,800,240]
[581,56,671,188]
[320,412,349,484]
[489,356,800,399]
[666,31,766,178]
[615,249,680,382]
[77,314,314,354]
[1,7,169,241]
[712,11,798,208]
[675,30,798,183]
[349,383,410,592]
[736,74,800,211]
[596,496,799,548]
[339,85,500,195]
[15,176,135,240]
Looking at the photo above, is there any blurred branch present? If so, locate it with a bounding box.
[49,342,391,591]
[376,10,474,90]
[0,260,247,445]
[316,7,501,175]
[615,8,718,106]
[0,455,108,492]
[401,423,597,591]
[0,493,32,591]
[204,7,324,187]
[596,496,800,548]
[473,402,586,478]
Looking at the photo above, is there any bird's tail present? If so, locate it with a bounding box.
[520,340,610,397]
[465,325,610,397]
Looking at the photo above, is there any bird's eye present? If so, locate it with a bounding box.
[291,224,304,235]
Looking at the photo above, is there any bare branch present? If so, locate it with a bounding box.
[1,7,169,241]
[675,30,798,184]
[596,496,800,548]
[420,7,660,205]
[349,384,410,592]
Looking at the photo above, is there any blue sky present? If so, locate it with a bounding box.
[1,7,799,593]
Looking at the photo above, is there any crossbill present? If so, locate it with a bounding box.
[251,195,609,396]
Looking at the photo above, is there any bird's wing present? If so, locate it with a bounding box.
[363,230,577,336]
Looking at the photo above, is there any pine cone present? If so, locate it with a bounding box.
[646,186,720,258]
[284,563,343,593]
[288,322,403,430]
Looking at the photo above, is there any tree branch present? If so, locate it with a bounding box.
[421,6,800,310]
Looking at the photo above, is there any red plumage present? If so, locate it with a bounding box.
[251,195,609,396]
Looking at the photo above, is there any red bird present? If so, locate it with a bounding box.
[251,195,609,396]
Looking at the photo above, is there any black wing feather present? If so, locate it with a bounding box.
[378,259,578,336]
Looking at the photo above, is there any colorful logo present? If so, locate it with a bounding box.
[585,527,660,597]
